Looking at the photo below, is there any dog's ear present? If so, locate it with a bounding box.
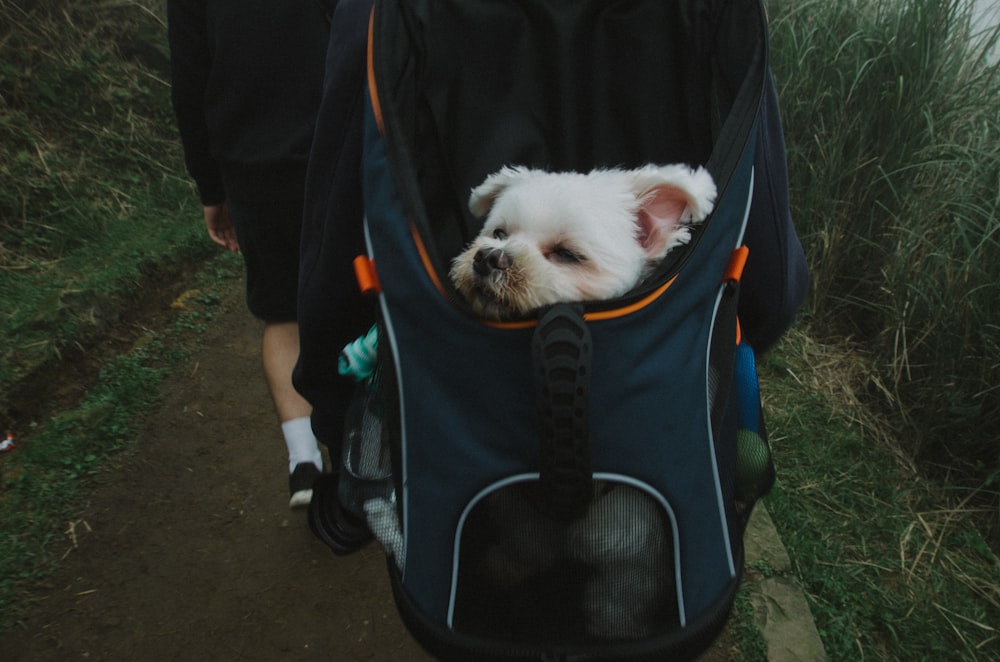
[630,165,717,258]
[469,166,532,218]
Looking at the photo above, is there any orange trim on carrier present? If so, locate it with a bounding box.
[479,277,680,330]
[724,246,749,284]
[727,247,750,345]
[353,255,382,296]
[366,8,385,135]
[410,223,448,296]
[584,277,678,322]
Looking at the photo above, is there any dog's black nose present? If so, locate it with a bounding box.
[473,247,510,276]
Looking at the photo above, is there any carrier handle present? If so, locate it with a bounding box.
[532,304,593,521]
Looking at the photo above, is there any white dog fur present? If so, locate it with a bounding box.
[450,164,717,320]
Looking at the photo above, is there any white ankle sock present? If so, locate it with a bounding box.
[281,417,323,474]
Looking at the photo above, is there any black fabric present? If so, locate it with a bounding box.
[391,551,740,662]
[533,305,594,521]
[224,196,305,322]
[739,70,809,352]
[371,0,727,277]
[167,0,329,204]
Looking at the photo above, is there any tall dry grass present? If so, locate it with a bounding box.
[768,0,1000,494]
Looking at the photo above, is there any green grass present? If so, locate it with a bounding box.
[730,588,770,661]
[761,330,999,660]
[0,176,210,396]
[0,0,211,403]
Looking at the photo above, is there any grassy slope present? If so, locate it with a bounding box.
[0,0,210,406]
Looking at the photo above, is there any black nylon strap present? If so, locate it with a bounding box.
[532,304,593,521]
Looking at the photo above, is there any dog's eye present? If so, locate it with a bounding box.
[551,246,583,263]
[492,228,508,240]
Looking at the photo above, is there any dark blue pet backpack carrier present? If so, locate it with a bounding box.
[340,0,775,659]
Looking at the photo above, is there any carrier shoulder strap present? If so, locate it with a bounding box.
[532,304,593,521]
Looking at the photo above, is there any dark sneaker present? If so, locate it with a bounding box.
[289,462,322,509]
[307,473,373,555]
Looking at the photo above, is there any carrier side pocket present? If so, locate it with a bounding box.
[733,341,774,526]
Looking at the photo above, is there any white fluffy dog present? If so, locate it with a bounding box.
[450,164,716,319]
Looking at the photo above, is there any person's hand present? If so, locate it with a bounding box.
[203,203,240,252]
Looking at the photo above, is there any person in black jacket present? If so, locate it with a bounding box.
[167,0,330,509]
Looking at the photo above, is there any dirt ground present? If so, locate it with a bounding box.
[2,272,735,661]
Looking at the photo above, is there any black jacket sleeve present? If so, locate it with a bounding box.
[294,0,376,451]
[738,70,809,353]
[167,0,225,205]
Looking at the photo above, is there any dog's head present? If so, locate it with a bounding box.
[449,164,716,319]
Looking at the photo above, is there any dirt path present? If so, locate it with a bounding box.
[3,273,736,661]
[4,282,432,661]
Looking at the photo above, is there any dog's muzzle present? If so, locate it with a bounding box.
[473,247,511,276]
